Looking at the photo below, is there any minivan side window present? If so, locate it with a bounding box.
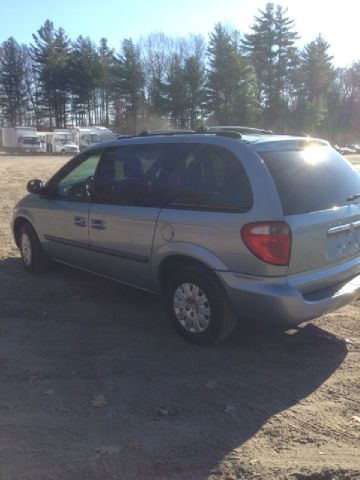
[50,152,101,202]
[166,144,253,211]
[92,144,172,206]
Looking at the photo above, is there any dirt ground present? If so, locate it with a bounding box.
[0,152,359,480]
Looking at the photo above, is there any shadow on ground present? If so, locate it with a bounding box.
[0,257,348,479]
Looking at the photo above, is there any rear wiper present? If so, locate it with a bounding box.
[346,193,360,202]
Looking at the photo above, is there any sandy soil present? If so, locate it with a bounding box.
[0,153,359,480]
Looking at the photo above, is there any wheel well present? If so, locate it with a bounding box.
[13,217,32,247]
[158,255,216,293]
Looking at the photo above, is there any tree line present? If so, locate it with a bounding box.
[0,2,359,142]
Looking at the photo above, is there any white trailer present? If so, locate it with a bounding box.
[2,127,41,154]
[71,126,116,151]
[45,132,79,155]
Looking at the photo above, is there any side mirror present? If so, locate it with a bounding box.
[27,179,44,195]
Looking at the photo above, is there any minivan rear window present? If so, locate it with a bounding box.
[258,147,360,215]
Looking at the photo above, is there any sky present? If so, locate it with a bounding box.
[1,0,359,67]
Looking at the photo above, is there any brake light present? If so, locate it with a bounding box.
[241,222,291,266]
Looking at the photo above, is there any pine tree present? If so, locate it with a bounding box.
[301,35,334,102]
[294,35,335,133]
[243,3,299,128]
[30,20,71,128]
[183,55,205,128]
[165,53,187,127]
[69,36,100,125]
[206,23,259,125]
[0,37,28,126]
[23,46,43,127]
[183,36,206,129]
[115,39,145,134]
[98,38,117,127]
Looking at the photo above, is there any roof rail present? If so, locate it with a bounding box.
[206,125,272,135]
[116,127,311,141]
[273,132,310,137]
[195,126,242,138]
[138,129,194,136]
[116,129,193,139]
[116,127,243,140]
[289,132,310,137]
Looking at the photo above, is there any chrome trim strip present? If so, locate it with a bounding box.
[44,234,89,248]
[44,234,149,263]
[327,224,353,236]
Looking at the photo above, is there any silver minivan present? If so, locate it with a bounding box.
[12,129,360,344]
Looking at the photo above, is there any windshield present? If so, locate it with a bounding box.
[258,146,360,215]
[23,137,40,145]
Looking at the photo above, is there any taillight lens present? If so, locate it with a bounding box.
[241,222,291,266]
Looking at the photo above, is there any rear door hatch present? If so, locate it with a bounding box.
[257,144,360,281]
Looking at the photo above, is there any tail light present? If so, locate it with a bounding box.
[241,222,291,266]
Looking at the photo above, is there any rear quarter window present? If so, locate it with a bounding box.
[166,144,253,212]
[258,147,360,215]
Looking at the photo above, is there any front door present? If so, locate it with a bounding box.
[36,151,102,269]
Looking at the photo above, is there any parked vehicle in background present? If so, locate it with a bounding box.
[341,146,356,154]
[2,127,41,154]
[334,144,356,155]
[37,132,49,153]
[45,132,79,155]
[12,128,360,345]
[348,144,360,153]
[71,126,116,151]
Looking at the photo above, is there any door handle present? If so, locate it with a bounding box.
[91,219,106,230]
[74,216,87,227]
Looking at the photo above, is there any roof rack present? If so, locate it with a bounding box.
[194,126,242,138]
[139,129,194,136]
[117,129,193,139]
[117,127,243,140]
[207,125,273,135]
[272,132,310,137]
[116,127,312,141]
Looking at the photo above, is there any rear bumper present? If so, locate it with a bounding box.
[217,269,360,326]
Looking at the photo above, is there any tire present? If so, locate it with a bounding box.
[165,266,237,345]
[19,223,50,273]
[60,150,65,156]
